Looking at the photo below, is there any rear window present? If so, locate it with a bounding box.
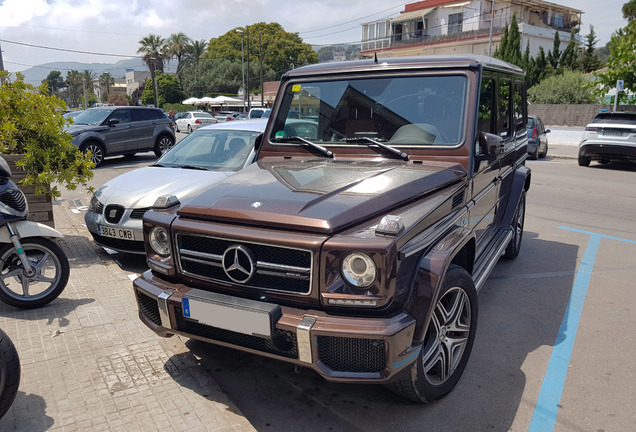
[527,117,536,128]
[592,113,636,124]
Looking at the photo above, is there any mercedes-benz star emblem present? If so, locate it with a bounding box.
[251,201,262,208]
[222,245,256,283]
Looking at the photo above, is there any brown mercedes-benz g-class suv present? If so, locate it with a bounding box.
[134,55,530,403]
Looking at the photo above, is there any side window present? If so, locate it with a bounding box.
[132,109,152,122]
[108,109,131,124]
[497,79,511,140]
[478,76,495,134]
[148,109,165,120]
[513,81,526,134]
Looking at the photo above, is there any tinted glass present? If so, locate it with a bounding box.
[73,108,114,125]
[271,75,467,146]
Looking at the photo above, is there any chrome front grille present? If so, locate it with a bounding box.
[176,233,312,294]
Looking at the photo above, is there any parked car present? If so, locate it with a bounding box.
[248,108,268,119]
[214,111,241,122]
[578,111,636,167]
[527,115,550,159]
[84,119,267,254]
[174,111,217,133]
[135,55,531,403]
[67,106,175,167]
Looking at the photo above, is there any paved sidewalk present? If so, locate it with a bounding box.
[0,201,256,432]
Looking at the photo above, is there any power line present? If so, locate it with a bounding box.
[298,2,406,36]
[0,38,138,58]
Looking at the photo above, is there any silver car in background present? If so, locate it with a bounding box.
[84,119,267,254]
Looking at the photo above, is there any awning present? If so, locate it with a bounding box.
[390,7,436,23]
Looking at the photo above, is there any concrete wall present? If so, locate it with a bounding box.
[527,104,636,127]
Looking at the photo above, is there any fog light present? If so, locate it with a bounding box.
[328,298,378,307]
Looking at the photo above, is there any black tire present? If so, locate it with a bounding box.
[0,328,20,420]
[82,141,105,167]
[0,238,70,309]
[503,190,526,260]
[187,124,193,134]
[529,146,539,160]
[578,154,591,167]
[539,142,548,158]
[388,264,477,403]
[154,134,175,157]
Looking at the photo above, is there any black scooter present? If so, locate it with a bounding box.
[0,156,69,309]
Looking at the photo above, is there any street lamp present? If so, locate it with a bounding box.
[236,29,246,112]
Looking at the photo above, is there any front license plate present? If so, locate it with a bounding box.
[182,291,281,338]
[98,225,134,240]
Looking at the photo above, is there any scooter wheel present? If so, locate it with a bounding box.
[0,238,70,309]
[0,328,20,419]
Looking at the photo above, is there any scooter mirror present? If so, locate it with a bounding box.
[0,156,12,178]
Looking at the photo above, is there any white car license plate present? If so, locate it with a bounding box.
[98,225,134,240]
[602,131,623,137]
[182,293,279,338]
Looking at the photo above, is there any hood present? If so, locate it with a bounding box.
[66,124,108,135]
[95,166,233,209]
[177,158,466,234]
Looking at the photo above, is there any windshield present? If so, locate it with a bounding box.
[72,108,115,125]
[269,74,467,147]
[155,128,260,171]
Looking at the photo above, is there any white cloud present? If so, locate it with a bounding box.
[0,0,50,26]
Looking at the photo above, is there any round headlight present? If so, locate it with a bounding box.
[342,253,376,288]
[149,226,171,257]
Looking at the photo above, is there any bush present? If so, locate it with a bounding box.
[528,70,598,105]
[0,71,94,199]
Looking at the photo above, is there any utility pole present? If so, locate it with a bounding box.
[488,0,495,56]
[246,25,251,111]
[0,42,5,84]
[82,77,88,109]
[236,29,245,112]
[259,32,264,108]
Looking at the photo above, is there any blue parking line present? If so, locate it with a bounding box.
[529,227,636,431]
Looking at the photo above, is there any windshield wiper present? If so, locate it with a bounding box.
[273,136,333,158]
[178,165,209,171]
[345,137,409,161]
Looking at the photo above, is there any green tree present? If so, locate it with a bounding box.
[596,19,636,104]
[81,70,96,107]
[0,71,94,198]
[528,70,596,104]
[548,31,561,69]
[41,71,64,96]
[205,23,318,79]
[140,72,187,107]
[317,46,336,62]
[166,32,191,82]
[99,73,115,103]
[65,70,83,108]
[521,42,538,87]
[179,39,207,73]
[559,31,580,71]
[581,25,603,73]
[137,34,167,107]
[623,0,636,20]
[494,15,522,67]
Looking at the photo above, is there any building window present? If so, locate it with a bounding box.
[378,21,386,38]
[368,23,376,40]
[449,13,463,34]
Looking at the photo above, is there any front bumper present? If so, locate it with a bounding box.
[133,270,419,383]
[84,209,146,254]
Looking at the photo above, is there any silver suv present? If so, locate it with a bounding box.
[67,106,176,167]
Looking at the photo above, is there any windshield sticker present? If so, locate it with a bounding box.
[292,84,302,92]
[275,130,286,138]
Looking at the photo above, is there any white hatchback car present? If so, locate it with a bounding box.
[175,111,217,133]
[84,119,267,254]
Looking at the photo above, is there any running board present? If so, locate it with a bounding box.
[473,228,514,293]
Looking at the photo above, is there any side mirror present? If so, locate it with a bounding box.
[106,119,120,126]
[475,132,503,163]
[545,129,551,134]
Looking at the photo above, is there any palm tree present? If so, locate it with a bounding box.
[137,34,166,107]
[82,70,96,106]
[65,70,83,107]
[179,39,208,73]
[166,32,191,65]
[99,72,114,103]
